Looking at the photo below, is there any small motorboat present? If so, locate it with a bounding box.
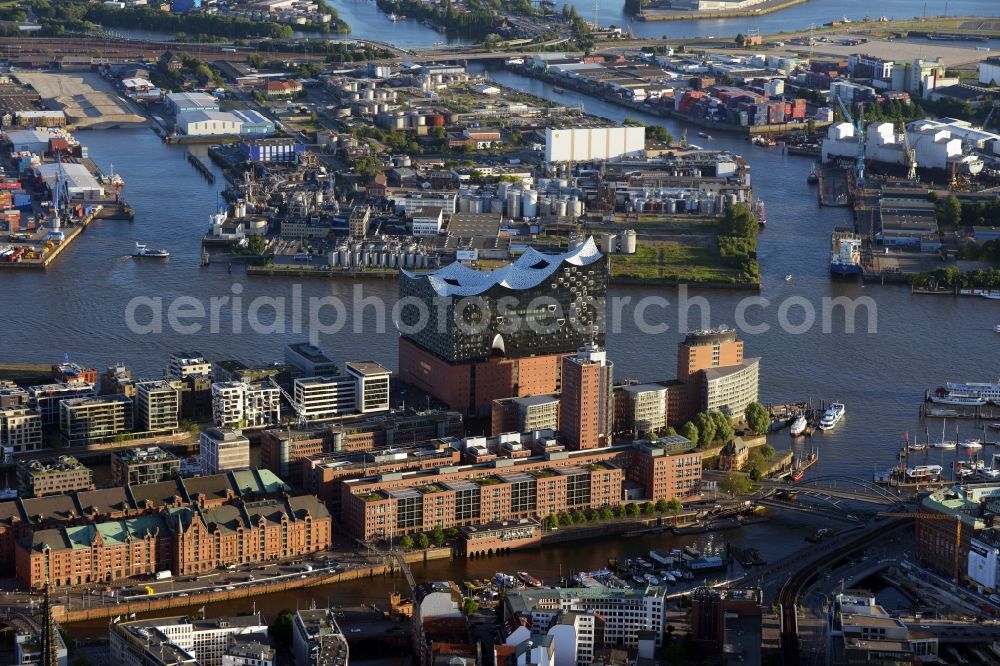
[784,274,792,282]
[552,86,566,94]
[908,442,927,451]
[789,415,807,437]
[807,164,819,184]
[994,324,1000,334]
[959,439,984,450]
[133,242,169,258]
[990,423,1000,431]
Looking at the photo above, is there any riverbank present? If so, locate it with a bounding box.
[636,0,807,22]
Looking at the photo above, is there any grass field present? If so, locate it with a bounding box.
[610,240,741,283]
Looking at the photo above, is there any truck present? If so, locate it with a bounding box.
[155,570,173,580]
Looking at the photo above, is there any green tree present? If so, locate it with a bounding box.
[544,513,559,529]
[353,156,384,179]
[941,194,963,226]
[625,502,640,516]
[559,512,574,526]
[246,232,267,255]
[268,609,296,651]
[692,412,716,447]
[599,507,614,520]
[416,533,430,549]
[666,498,683,514]
[445,527,459,541]
[641,501,654,514]
[744,402,770,436]
[462,597,479,615]
[735,32,746,47]
[680,421,699,445]
[431,524,445,546]
[711,411,734,444]
[398,534,414,549]
[720,472,753,496]
[655,498,668,512]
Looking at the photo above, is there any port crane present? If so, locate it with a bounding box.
[900,121,918,182]
[877,511,963,584]
[836,95,866,186]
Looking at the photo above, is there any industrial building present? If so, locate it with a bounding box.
[36,162,103,201]
[166,91,219,114]
[177,110,243,136]
[821,120,984,176]
[544,126,646,163]
[237,138,303,163]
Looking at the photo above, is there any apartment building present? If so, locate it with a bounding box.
[111,446,181,486]
[621,384,667,437]
[135,380,180,432]
[167,352,212,379]
[559,346,614,451]
[200,427,251,474]
[260,427,327,483]
[292,609,349,666]
[0,407,42,454]
[59,394,133,446]
[211,381,280,428]
[16,455,94,498]
[28,381,95,426]
[492,395,560,436]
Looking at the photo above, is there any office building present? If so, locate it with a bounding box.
[829,590,938,664]
[59,394,133,446]
[28,382,96,426]
[677,328,744,381]
[167,353,212,379]
[294,376,357,421]
[111,614,268,666]
[135,380,180,432]
[491,395,559,436]
[702,358,760,417]
[411,206,443,236]
[621,384,667,437]
[503,585,667,654]
[111,446,181,486]
[211,382,280,428]
[345,361,391,413]
[0,407,42,454]
[222,641,275,666]
[260,428,326,483]
[17,456,94,498]
[284,343,339,377]
[19,493,330,589]
[292,609,349,666]
[348,205,370,238]
[398,238,607,414]
[691,587,763,659]
[200,427,251,474]
[341,436,698,541]
[559,345,613,451]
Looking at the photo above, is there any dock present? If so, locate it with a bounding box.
[817,165,852,207]
[187,152,216,183]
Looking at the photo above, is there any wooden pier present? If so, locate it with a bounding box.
[187,151,216,183]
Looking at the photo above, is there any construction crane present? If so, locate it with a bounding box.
[835,95,866,186]
[268,376,307,428]
[877,512,963,584]
[900,121,918,182]
[983,99,1000,131]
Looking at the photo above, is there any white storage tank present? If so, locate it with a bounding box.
[601,233,617,254]
[622,229,637,254]
[522,190,538,219]
[554,198,568,218]
[507,190,521,219]
[491,197,504,215]
[328,251,338,267]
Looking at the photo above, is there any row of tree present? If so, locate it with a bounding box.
[912,266,1000,290]
[717,202,761,285]
[397,525,460,550]
[678,410,734,449]
[542,498,685,529]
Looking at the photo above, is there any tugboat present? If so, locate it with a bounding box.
[807,164,819,184]
[133,242,170,258]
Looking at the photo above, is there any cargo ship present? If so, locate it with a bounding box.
[830,230,862,277]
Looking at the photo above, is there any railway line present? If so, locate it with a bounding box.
[777,517,910,665]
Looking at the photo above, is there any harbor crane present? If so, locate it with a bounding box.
[836,95,866,186]
[877,511,963,584]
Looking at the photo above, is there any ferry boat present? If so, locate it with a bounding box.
[516,571,543,588]
[818,403,845,430]
[906,464,943,481]
[133,242,169,258]
[830,230,862,277]
[933,380,1000,405]
[789,415,808,437]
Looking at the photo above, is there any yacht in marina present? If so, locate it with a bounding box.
[818,403,845,430]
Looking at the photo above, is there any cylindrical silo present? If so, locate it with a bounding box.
[601,233,617,254]
[522,190,538,219]
[623,229,637,254]
[507,191,521,219]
